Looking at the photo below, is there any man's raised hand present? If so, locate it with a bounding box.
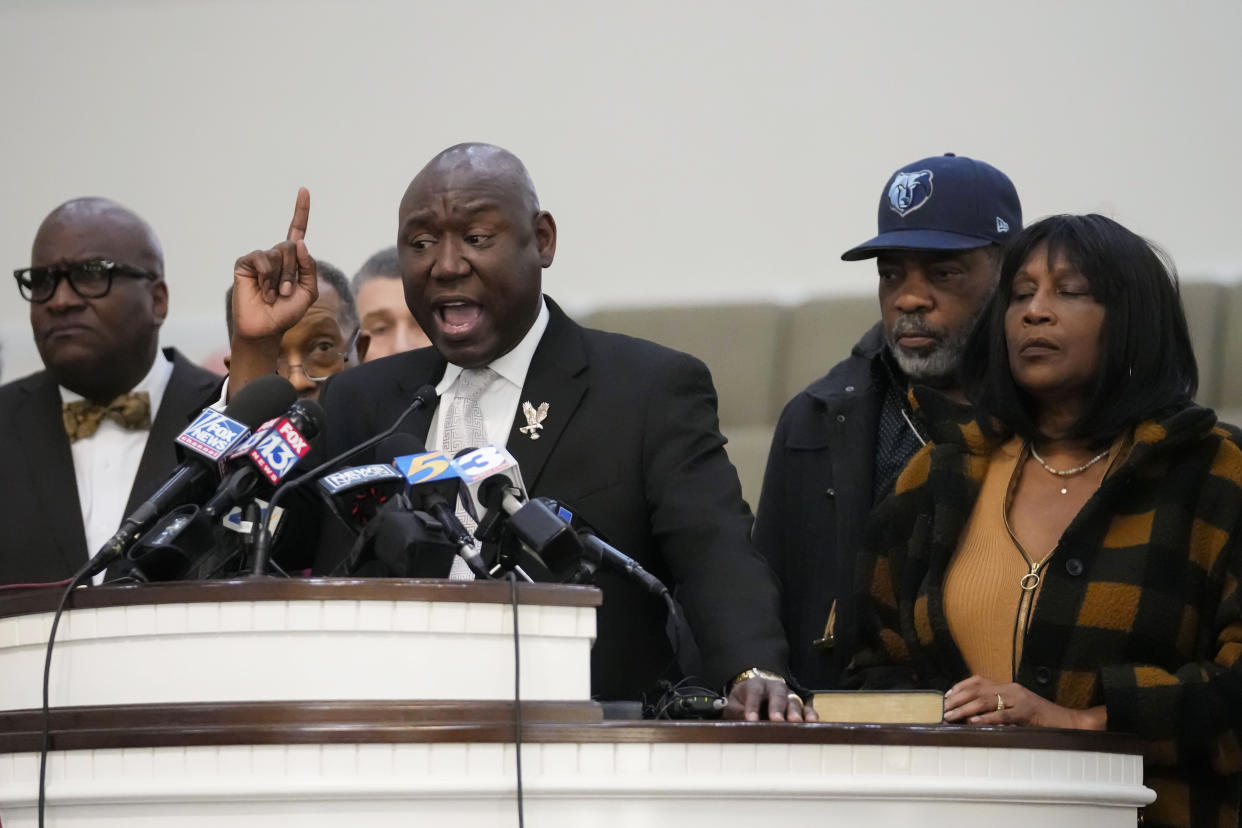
[231,187,318,343]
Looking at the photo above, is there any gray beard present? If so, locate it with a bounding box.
[884,318,971,386]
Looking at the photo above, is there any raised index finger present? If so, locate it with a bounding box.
[286,187,310,242]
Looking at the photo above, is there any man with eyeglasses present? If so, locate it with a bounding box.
[223,260,359,400]
[0,197,220,584]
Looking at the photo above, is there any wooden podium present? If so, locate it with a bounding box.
[0,579,1154,826]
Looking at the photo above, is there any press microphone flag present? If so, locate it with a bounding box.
[449,445,527,520]
[202,399,325,520]
[247,406,318,484]
[317,463,407,528]
[175,410,251,475]
[393,449,475,517]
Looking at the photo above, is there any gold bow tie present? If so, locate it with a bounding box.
[63,392,152,442]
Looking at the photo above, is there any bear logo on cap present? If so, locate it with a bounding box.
[888,170,933,217]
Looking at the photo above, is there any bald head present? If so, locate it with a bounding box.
[33,197,165,281]
[396,143,557,368]
[405,143,541,217]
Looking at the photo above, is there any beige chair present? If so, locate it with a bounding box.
[779,293,878,406]
[1180,280,1227,410]
[581,303,789,508]
[1215,279,1242,428]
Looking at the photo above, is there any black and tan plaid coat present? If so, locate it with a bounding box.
[850,393,1242,828]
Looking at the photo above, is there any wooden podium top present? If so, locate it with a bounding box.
[0,577,603,619]
[0,700,1147,755]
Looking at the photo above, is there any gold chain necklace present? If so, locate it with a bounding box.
[1029,445,1110,495]
[1028,446,1107,491]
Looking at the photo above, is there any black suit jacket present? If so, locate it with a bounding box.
[314,298,789,700]
[0,348,222,583]
[753,324,885,690]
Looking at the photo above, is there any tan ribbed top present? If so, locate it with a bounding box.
[943,436,1046,682]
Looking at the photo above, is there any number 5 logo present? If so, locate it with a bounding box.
[403,452,453,483]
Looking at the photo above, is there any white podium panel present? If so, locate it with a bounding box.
[0,732,1154,828]
[0,580,598,709]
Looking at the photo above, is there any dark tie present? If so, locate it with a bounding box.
[63,392,152,442]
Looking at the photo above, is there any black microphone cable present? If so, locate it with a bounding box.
[36,552,106,827]
[508,570,525,828]
[249,384,438,576]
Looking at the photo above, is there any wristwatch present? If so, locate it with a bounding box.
[729,667,785,690]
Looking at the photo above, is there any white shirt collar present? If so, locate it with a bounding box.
[435,296,551,395]
[59,348,174,417]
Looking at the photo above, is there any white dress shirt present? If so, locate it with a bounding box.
[61,351,173,581]
[427,296,551,452]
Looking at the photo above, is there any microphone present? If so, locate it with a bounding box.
[384,435,489,578]
[448,446,527,537]
[535,497,669,597]
[201,399,326,520]
[89,375,297,575]
[249,383,439,576]
[450,447,583,576]
[341,498,461,578]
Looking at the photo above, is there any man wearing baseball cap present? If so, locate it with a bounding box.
[754,153,1022,691]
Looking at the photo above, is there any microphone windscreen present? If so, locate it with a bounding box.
[412,384,438,410]
[377,432,426,462]
[289,398,327,440]
[224,375,298,428]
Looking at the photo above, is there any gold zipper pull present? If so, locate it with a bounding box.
[1019,562,1041,591]
[813,601,837,650]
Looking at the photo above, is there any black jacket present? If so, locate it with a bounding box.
[0,348,222,583]
[753,323,886,689]
[312,298,789,701]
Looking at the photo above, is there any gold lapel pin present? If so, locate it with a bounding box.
[519,401,549,440]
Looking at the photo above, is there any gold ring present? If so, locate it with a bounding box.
[787,692,803,705]
[996,693,1005,712]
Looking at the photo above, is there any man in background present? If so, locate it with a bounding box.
[754,153,1021,690]
[0,197,220,583]
[225,259,359,400]
[351,246,430,362]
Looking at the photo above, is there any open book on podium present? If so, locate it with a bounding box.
[810,690,944,724]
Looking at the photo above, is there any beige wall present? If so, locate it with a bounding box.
[2,0,1240,381]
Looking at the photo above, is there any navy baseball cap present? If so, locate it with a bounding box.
[841,153,1021,261]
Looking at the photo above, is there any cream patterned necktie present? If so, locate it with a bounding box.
[440,367,498,579]
[441,367,496,456]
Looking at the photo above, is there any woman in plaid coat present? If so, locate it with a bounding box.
[850,214,1242,828]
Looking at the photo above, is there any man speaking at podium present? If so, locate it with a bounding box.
[228,144,811,720]
[0,198,221,583]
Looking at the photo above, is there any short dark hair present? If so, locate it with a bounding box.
[223,258,360,342]
[961,214,1198,446]
[315,259,359,337]
[350,245,401,294]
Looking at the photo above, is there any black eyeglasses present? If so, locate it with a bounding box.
[276,329,360,382]
[13,259,158,304]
